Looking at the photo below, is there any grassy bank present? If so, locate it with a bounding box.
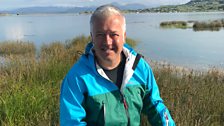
[152,64,224,126]
[0,36,223,126]
[0,41,35,56]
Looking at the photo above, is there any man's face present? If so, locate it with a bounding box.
[91,15,126,68]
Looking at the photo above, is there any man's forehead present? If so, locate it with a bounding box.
[95,30,119,33]
[94,14,123,23]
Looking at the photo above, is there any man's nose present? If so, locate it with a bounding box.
[105,34,113,45]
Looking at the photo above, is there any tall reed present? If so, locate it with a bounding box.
[0,41,35,56]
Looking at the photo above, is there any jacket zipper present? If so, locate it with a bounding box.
[103,102,106,125]
[164,111,169,126]
[120,92,130,125]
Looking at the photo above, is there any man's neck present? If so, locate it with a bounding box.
[103,52,126,89]
[100,58,121,70]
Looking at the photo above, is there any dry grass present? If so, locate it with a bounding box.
[0,41,36,56]
[139,60,224,126]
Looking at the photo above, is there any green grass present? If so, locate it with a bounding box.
[0,36,224,126]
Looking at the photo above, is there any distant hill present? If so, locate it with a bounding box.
[110,2,147,10]
[184,0,224,11]
[186,0,224,5]
[138,0,224,13]
[1,3,147,14]
[3,6,95,14]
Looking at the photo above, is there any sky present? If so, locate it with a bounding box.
[0,0,191,10]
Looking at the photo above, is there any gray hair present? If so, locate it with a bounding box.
[90,4,126,33]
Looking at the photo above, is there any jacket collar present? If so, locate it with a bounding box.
[84,42,139,91]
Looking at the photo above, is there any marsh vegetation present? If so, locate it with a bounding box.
[0,36,223,126]
[160,19,224,31]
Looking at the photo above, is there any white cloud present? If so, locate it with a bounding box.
[81,0,94,1]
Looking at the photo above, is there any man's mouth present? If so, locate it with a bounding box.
[101,47,114,52]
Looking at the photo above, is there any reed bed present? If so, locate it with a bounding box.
[0,36,223,126]
[193,19,224,31]
[160,19,224,31]
[160,21,188,29]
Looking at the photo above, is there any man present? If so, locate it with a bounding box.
[60,5,175,126]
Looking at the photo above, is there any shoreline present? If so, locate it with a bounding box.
[144,56,224,74]
[1,11,224,17]
[1,54,224,74]
[1,37,224,73]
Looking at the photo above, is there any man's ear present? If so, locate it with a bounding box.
[90,32,93,42]
[90,32,95,47]
[124,32,126,43]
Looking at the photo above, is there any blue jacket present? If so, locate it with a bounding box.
[60,43,175,126]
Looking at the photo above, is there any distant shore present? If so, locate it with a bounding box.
[1,9,224,17]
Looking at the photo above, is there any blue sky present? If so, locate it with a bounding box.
[0,0,191,10]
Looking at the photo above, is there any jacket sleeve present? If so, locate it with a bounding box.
[143,65,175,126]
[60,75,87,126]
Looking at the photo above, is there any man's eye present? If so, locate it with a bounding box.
[110,33,119,37]
[96,33,104,37]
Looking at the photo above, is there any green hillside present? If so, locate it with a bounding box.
[139,0,224,12]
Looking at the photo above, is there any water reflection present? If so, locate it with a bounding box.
[5,23,24,41]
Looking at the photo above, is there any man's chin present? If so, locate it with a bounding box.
[102,51,115,57]
[104,50,115,54]
[103,56,113,61]
[102,55,116,62]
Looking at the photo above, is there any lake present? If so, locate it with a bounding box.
[0,12,224,70]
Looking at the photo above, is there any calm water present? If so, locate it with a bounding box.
[0,12,224,69]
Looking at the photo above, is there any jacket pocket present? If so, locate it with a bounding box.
[85,95,107,126]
